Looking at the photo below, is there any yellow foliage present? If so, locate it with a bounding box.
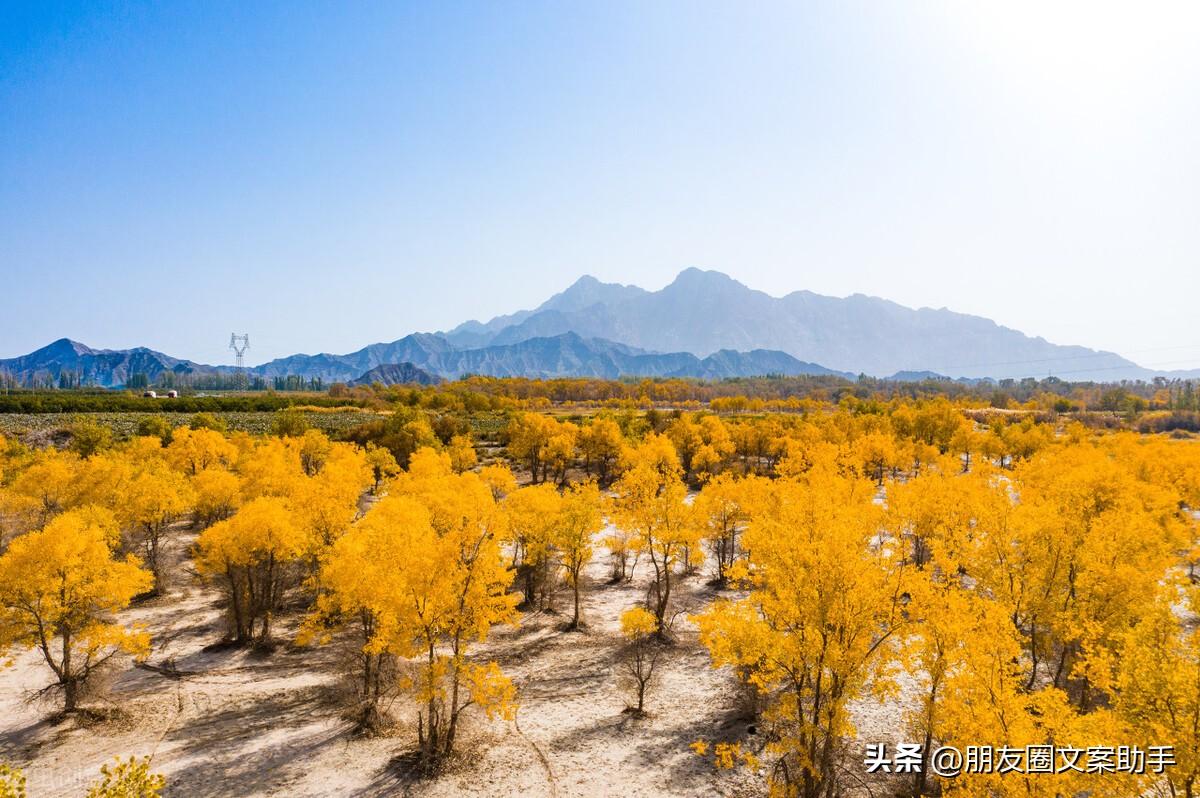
[0,509,152,711]
[611,461,696,632]
[195,497,308,643]
[619,605,658,639]
[303,457,518,760]
[191,467,241,525]
[0,764,25,798]
[84,756,165,798]
[694,470,907,797]
[165,426,238,475]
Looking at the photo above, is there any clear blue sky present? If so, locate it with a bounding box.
[2,1,1198,368]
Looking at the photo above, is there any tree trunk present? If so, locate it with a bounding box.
[570,570,582,628]
[61,628,77,713]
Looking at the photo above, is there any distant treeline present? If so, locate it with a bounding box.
[337,373,1200,412]
[3,374,1198,419]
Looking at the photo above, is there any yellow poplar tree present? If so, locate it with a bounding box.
[694,472,908,798]
[299,496,433,732]
[364,443,400,494]
[619,606,661,715]
[693,473,759,583]
[85,756,166,798]
[556,481,603,630]
[504,483,563,610]
[343,448,519,762]
[0,508,152,712]
[119,461,194,593]
[578,417,625,485]
[479,463,517,501]
[1108,584,1200,798]
[8,448,80,522]
[195,497,308,644]
[191,467,241,527]
[611,461,694,637]
[165,426,237,476]
[446,434,478,474]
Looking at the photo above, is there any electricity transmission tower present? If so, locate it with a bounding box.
[229,334,250,390]
[229,333,250,367]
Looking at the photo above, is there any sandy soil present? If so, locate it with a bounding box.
[0,518,907,798]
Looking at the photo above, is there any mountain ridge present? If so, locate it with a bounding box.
[4,270,1198,386]
[443,268,1163,380]
[0,333,850,388]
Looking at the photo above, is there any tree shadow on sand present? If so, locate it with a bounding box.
[158,685,344,798]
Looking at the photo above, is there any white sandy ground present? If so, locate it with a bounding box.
[0,517,915,798]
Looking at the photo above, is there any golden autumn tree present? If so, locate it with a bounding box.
[0,487,41,551]
[0,764,24,798]
[969,444,1185,704]
[933,622,1133,798]
[70,451,133,513]
[578,417,626,485]
[543,421,578,486]
[610,457,694,637]
[311,448,519,762]
[289,443,371,557]
[479,462,518,501]
[0,509,152,712]
[618,606,661,715]
[887,467,990,568]
[7,447,81,522]
[694,471,909,798]
[504,412,560,483]
[195,497,308,644]
[363,443,400,494]
[504,483,563,610]
[556,480,603,630]
[295,429,332,476]
[164,426,238,476]
[235,437,302,501]
[1107,584,1200,798]
[666,415,704,482]
[299,496,434,733]
[446,434,478,474]
[693,473,760,584]
[855,430,899,485]
[191,466,241,527]
[118,460,194,593]
[903,572,1010,795]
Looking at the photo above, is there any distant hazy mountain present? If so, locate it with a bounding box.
[6,269,1197,387]
[445,268,1157,380]
[404,332,846,380]
[250,333,455,382]
[343,332,847,381]
[350,362,441,386]
[0,339,231,387]
[0,333,845,388]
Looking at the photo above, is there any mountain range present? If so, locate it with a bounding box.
[3,269,1196,388]
[445,268,1167,380]
[0,332,847,389]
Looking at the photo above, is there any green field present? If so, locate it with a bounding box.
[0,410,387,439]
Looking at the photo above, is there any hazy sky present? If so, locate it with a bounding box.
[2,1,1198,368]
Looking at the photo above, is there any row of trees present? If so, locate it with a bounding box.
[502,398,1059,491]
[340,372,1198,413]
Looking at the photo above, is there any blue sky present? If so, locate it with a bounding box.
[2,1,1198,368]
